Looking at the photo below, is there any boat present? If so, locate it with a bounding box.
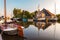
[1,22,18,35]
[0,0,24,35]
[0,20,24,35]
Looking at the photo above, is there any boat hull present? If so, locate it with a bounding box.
[3,29,18,35]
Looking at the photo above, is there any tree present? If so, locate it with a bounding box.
[13,8,17,16]
[13,8,22,18]
[13,8,37,19]
[56,14,60,23]
[56,14,60,18]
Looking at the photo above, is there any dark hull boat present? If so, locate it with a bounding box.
[0,0,24,36]
[0,22,18,35]
[0,0,17,35]
[0,22,24,35]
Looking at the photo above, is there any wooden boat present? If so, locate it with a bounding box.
[0,0,24,36]
[0,21,24,35]
[1,22,17,35]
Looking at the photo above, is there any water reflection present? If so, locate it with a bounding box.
[2,21,57,40]
[19,21,56,30]
[23,21,56,40]
[2,34,24,40]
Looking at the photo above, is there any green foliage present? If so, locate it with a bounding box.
[16,21,34,28]
[13,8,22,18]
[13,8,17,16]
[56,14,60,18]
[13,8,36,19]
[56,14,60,23]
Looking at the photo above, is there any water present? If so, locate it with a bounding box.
[1,22,60,40]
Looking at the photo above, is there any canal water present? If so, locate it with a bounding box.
[1,22,60,40]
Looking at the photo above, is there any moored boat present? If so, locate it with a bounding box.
[0,22,24,35]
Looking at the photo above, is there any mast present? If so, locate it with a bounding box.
[4,0,7,24]
[38,4,40,12]
[54,1,56,40]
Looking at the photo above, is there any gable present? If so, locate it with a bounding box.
[41,9,51,16]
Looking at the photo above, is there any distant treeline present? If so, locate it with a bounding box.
[56,14,60,23]
[13,8,37,19]
[13,8,60,23]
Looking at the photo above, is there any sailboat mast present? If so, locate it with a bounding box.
[4,0,6,23]
[54,1,56,40]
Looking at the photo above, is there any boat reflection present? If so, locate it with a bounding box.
[19,21,56,30]
[2,34,25,40]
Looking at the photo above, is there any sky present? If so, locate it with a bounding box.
[0,0,60,17]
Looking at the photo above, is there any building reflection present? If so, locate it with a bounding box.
[35,22,52,30]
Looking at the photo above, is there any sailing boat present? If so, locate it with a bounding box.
[0,0,24,35]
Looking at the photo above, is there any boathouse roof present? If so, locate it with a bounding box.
[41,8,55,16]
